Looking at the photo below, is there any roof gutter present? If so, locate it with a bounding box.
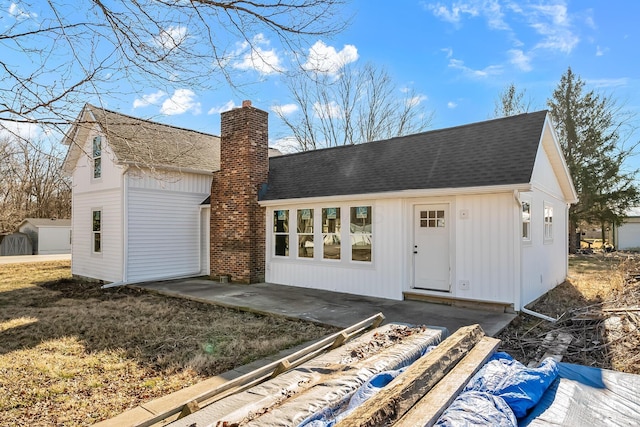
[259,183,533,207]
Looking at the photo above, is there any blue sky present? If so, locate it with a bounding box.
[127,0,640,152]
[4,0,640,158]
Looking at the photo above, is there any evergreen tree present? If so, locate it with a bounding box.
[547,67,639,252]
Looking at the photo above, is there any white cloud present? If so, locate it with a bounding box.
[8,2,36,20]
[441,47,454,58]
[0,119,43,141]
[160,89,201,115]
[303,41,359,75]
[426,1,478,24]
[270,136,299,154]
[595,45,607,57]
[508,49,532,71]
[406,94,428,108]
[233,34,283,75]
[271,103,299,116]
[313,101,342,119]
[527,2,579,53]
[426,1,508,30]
[133,90,167,109]
[448,58,502,78]
[154,26,188,50]
[447,101,457,109]
[207,100,237,115]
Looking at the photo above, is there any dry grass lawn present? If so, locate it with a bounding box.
[498,253,640,373]
[0,261,336,426]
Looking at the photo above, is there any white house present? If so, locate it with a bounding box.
[64,102,577,312]
[252,109,577,311]
[17,218,71,254]
[62,104,220,284]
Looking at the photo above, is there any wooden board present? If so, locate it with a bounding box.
[335,324,485,427]
[395,336,500,427]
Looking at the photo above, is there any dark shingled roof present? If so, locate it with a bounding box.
[262,111,548,201]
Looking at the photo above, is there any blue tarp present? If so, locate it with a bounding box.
[520,362,640,426]
[435,353,559,424]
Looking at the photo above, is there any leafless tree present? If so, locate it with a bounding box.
[1,0,347,136]
[493,82,532,117]
[274,62,434,151]
[0,136,70,232]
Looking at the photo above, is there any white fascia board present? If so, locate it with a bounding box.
[258,183,533,207]
[119,161,215,176]
[542,116,578,204]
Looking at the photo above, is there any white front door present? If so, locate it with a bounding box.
[413,204,450,291]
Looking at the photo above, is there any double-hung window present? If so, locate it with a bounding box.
[322,208,341,260]
[297,209,314,258]
[522,201,531,241]
[92,136,102,179]
[92,209,102,253]
[544,204,553,241]
[274,210,289,256]
[350,206,372,262]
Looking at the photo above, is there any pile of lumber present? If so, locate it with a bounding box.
[336,324,499,427]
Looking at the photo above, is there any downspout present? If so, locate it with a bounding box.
[513,190,557,324]
[122,165,129,283]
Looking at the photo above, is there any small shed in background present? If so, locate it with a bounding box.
[0,232,33,256]
[17,218,71,255]
[615,207,640,251]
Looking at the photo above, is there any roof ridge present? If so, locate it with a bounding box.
[86,103,220,139]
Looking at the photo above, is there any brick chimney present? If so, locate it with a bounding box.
[210,101,268,283]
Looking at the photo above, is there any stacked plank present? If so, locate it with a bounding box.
[335,324,500,427]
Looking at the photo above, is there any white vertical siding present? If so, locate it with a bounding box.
[71,189,123,282]
[453,193,516,305]
[521,190,568,306]
[126,171,210,282]
[520,140,570,307]
[127,169,212,193]
[266,199,406,300]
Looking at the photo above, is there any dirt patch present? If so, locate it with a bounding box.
[497,254,640,373]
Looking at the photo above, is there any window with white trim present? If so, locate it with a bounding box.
[522,201,531,241]
[297,209,314,258]
[92,136,102,179]
[544,204,553,241]
[92,209,102,253]
[273,210,289,256]
[350,206,372,262]
[322,207,341,260]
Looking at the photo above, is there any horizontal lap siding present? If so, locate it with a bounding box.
[126,187,206,282]
[71,189,122,282]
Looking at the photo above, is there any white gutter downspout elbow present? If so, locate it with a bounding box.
[520,306,558,323]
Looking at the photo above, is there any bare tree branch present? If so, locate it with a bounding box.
[274,62,434,150]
